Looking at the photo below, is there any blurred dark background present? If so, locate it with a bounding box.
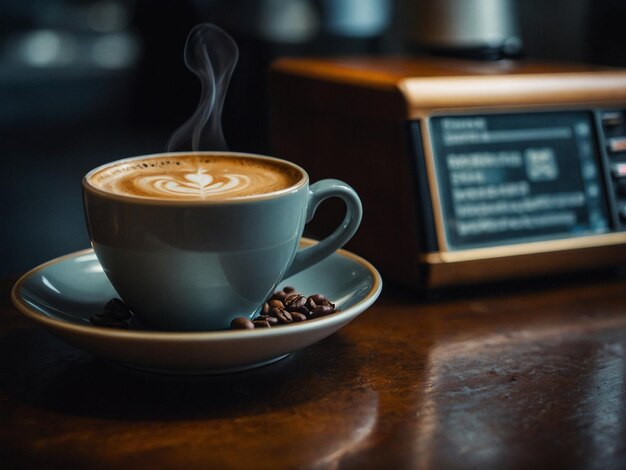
[2,0,626,277]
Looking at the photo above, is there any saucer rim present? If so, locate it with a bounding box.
[11,238,383,342]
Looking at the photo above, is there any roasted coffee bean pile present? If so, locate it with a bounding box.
[231,286,338,329]
[90,287,337,331]
[89,298,133,329]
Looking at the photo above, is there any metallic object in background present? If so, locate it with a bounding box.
[322,0,392,39]
[406,0,523,60]
[0,0,140,126]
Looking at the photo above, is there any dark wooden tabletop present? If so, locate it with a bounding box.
[2,272,626,469]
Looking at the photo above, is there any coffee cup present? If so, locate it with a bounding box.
[82,151,362,331]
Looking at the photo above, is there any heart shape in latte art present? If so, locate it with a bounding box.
[137,169,251,199]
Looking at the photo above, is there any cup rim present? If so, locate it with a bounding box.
[82,151,309,205]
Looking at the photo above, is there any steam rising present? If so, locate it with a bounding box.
[167,24,238,152]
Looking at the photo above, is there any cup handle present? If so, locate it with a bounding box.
[284,179,362,278]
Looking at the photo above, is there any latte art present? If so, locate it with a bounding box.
[88,154,303,201]
[138,169,252,199]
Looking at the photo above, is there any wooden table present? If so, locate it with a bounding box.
[1,272,626,469]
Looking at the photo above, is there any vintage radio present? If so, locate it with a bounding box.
[269,57,626,287]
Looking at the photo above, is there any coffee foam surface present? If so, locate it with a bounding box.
[89,155,302,200]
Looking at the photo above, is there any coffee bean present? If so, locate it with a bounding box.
[271,290,289,302]
[320,298,336,309]
[103,298,132,320]
[230,287,339,329]
[312,304,335,317]
[296,309,309,317]
[269,307,292,324]
[284,293,307,311]
[290,312,307,322]
[89,298,134,328]
[231,317,255,330]
[308,294,327,304]
[268,299,285,309]
[252,319,272,328]
[256,315,279,325]
[104,298,125,310]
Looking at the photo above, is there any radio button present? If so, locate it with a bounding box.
[601,111,623,127]
[612,162,626,177]
[608,137,626,153]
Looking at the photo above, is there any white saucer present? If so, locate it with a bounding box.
[11,239,382,374]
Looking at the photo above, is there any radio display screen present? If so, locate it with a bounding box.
[429,111,610,250]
